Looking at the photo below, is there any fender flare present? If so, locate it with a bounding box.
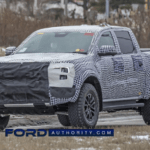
[75,71,103,111]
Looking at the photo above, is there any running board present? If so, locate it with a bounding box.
[103,103,144,111]
[103,98,144,111]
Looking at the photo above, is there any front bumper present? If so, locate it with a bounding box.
[0,62,77,106]
[0,104,55,115]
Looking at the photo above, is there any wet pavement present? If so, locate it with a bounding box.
[5,110,146,130]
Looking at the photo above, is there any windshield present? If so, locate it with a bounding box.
[16,32,94,54]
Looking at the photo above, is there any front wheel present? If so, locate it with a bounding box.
[0,115,10,131]
[68,83,99,128]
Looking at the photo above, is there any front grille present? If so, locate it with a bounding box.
[0,62,50,104]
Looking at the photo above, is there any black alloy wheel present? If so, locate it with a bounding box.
[84,93,96,122]
[68,83,99,128]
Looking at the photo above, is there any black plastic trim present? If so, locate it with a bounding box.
[50,86,76,98]
[103,99,144,111]
[0,105,55,115]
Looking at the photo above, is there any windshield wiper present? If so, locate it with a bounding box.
[72,52,87,54]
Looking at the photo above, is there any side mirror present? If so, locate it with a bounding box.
[2,46,16,56]
[97,45,117,56]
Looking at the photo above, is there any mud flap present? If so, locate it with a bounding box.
[0,115,10,130]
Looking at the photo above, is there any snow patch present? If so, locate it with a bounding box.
[74,148,96,150]
[75,138,83,142]
[131,135,149,140]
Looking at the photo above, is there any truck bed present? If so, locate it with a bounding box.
[140,48,150,52]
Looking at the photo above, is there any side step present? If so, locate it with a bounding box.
[103,97,144,111]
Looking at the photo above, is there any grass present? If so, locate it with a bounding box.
[0,126,150,150]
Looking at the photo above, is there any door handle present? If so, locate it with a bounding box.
[139,61,143,67]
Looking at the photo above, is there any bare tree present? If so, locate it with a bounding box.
[25,0,35,17]
[5,0,37,17]
[70,0,92,22]
[5,0,11,9]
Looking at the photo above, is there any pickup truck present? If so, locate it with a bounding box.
[0,24,150,130]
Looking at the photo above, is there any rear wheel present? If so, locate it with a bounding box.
[142,100,150,125]
[68,83,99,128]
[0,115,10,131]
[57,114,71,126]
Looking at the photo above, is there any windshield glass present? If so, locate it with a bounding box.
[16,32,94,54]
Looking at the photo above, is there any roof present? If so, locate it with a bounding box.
[36,25,129,33]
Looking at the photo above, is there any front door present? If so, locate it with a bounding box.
[95,30,128,100]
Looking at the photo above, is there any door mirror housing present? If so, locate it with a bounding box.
[3,46,16,56]
[97,45,117,56]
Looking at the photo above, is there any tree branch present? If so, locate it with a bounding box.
[87,4,92,9]
[69,0,83,7]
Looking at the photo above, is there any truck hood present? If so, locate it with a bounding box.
[0,53,87,63]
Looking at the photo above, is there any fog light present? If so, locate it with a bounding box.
[60,75,67,80]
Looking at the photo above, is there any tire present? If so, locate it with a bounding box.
[142,100,150,125]
[68,83,99,128]
[0,115,10,131]
[57,114,71,126]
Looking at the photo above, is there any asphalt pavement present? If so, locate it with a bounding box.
[4,110,146,130]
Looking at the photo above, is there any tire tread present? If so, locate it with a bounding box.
[68,83,99,128]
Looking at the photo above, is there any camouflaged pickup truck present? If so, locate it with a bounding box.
[0,24,150,129]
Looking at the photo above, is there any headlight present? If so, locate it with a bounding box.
[61,67,69,73]
[48,63,75,88]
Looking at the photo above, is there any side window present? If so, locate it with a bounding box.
[115,31,134,54]
[98,32,115,48]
